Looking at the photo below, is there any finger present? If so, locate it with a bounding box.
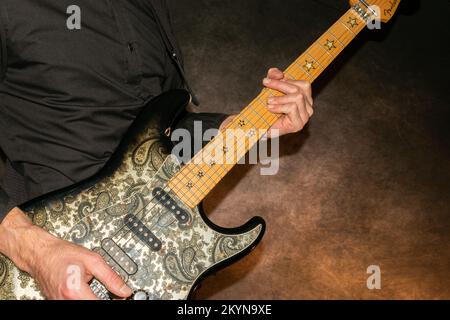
[269,92,309,117]
[263,78,299,94]
[294,96,310,125]
[267,103,295,115]
[291,80,313,106]
[267,68,284,80]
[289,103,307,130]
[267,92,306,105]
[298,107,310,125]
[87,256,133,298]
[305,99,314,117]
[269,103,304,130]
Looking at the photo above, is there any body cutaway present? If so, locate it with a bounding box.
[0,90,265,300]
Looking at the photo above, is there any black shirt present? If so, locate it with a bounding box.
[0,0,227,220]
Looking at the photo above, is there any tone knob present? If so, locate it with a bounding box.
[133,290,148,300]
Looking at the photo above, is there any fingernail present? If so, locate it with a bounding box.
[268,97,275,104]
[263,78,271,85]
[267,104,274,110]
[120,284,133,296]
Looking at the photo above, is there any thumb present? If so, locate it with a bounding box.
[87,257,133,298]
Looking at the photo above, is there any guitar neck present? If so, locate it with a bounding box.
[169,7,367,208]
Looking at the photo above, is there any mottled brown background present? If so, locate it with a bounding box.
[168,0,450,299]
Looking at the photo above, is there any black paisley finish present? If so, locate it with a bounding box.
[0,90,265,300]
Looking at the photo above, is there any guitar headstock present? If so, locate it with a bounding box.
[349,0,401,23]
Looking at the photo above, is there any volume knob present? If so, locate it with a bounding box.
[133,290,148,300]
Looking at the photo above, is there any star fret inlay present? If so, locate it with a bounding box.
[303,60,316,72]
[238,119,247,127]
[347,17,358,28]
[324,39,337,51]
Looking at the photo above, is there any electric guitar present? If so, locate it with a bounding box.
[0,0,401,300]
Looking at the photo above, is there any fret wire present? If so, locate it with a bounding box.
[177,166,216,203]
[300,54,322,80]
[305,52,325,71]
[197,153,229,180]
[180,180,199,201]
[176,172,207,199]
[249,102,275,127]
[248,102,272,127]
[290,62,311,81]
[254,96,279,123]
[315,41,336,60]
[181,169,211,196]
[290,61,314,81]
[239,107,264,129]
[200,163,224,185]
[336,23,356,44]
[285,63,302,80]
[284,70,297,80]
[202,141,236,172]
[287,61,305,80]
[201,119,256,170]
[242,105,269,129]
[287,60,306,80]
[340,19,355,35]
[309,44,334,67]
[327,30,345,48]
[175,164,211,197]
[334,17,356,37]
[190,164,219,191]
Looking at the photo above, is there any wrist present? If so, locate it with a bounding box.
[0,208,50,274]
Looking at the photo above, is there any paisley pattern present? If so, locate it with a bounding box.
[0,107,264,300]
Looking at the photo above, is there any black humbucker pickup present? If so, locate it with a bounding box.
[152,187,190,224]
[124,214,162,252]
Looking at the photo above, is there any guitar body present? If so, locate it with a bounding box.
[0,89,265,300]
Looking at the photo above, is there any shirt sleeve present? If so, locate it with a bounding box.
[0,156,30,223]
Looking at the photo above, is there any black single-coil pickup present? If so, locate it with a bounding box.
[152,187,190,224]
[124,214,162,252]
